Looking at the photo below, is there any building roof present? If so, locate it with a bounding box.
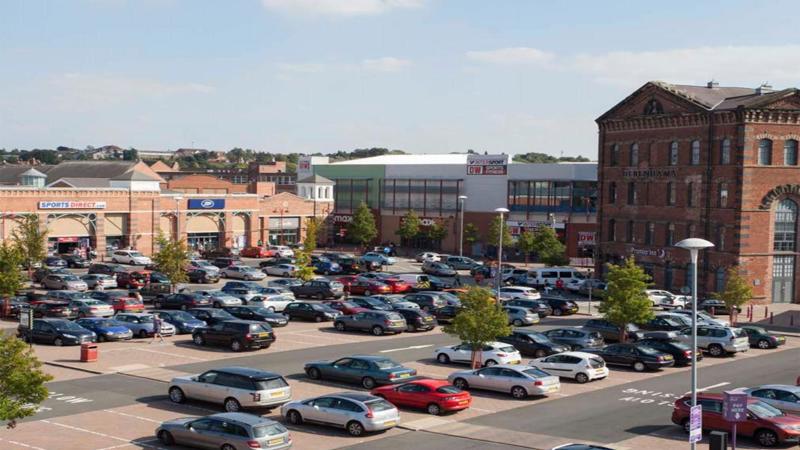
[148,160,179,172]
[329,153,473,165]
[44,161,140,182]
[297,174,334,184]
[20,168,46,178]
[47,178,112,188]
[111,169,162,181]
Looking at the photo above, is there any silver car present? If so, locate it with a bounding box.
[156,412,291,450]
[221,266,267,281]
[195,290,244,308]
[42,274,88,291]
[169,367,291,412]
[447,364,561,399]
[281,392,400,437]
[743,385,800,414]
[268,278,303,289]
[81,274,118,290]
[114,313,176,338]
[674,325,749,356]
[503,306,541,327]
[68,299,114,318]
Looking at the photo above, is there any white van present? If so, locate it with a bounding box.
[526,267,584,287]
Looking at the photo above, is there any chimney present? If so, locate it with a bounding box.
[706,80,719,89]
[756,83,774,95]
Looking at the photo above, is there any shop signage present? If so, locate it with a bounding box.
[188,199,225,210]
[631,247,666,258]
[506,220,565,230]
[578,231,596,246]
[38,201,107,209]
[399,216,444,227]
[622,168,677,178]
[332,214,353,224]
[723,391,748,422]
[467,154,508,175]
[297,156,312,176]
[268,217,300,229]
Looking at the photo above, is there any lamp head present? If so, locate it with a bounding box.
[494,207,510,214]
[675,238,714,251]
[458,195,468,200]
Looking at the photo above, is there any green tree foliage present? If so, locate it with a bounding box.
[303,217,319,254]
[715,267,753,325]
[152,234,189,293]
[512,152,591,164]
[12,215,47,279]
[426,222,448,242]
[293,251,316,282]
[396,210,420,243]
[532,226,569,266]
[516,230,536,266]
[463,223,480,248]
[0,333,53,428]
[347,202,377,248]
[328,148,406,162]
[487,215,513,248]
[598,258,654,342]
[0,242,24,318]
[122,148,138,161]
[443,287,512,368]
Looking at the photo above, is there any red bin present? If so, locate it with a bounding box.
[80,343,98,362]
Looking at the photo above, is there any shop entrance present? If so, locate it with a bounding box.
[268,217,299,246]
[188,233,220,251]
[48,237,92,255]
[47,214,94,256]
[186,213,223,251]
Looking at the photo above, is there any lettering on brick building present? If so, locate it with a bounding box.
[759,184,800,209]
[630,247,666,259]
[622,168,677,178]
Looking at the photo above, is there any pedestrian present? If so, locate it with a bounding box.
[151,313,164,344]
[130,290,143,303]
[544,280,553,295]
[474,272,484,286]
[555,278,564,294]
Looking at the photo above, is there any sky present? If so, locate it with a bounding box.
[3,0,800,159]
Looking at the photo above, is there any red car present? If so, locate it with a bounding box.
[672,393,800,447]
[239,247,275,258]
[379,277,411,294]
[336,275,361,292]
[322,300,369,315]
[371,379,472,416]
[348,279,392,296]
[116,271,150,289]
[110,297,145,313]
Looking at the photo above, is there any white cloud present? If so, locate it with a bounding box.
[361,57,412,72]
[572,45,800,88]
[466,47,555,65]
[261,0,425,17]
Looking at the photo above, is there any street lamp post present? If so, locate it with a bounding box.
[494,208,509,303]
[674,237,714,450]
[458,195,468,257]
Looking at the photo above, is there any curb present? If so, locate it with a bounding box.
[44,361,106,376]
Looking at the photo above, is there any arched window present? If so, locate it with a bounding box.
[608,182,617,204]
[691,140,700,165]
[715,267,726,292]
[670,141,679,166]
[629,143,639,166]
[774,198,797,251]
[610,144,619,166]
[785,139,798,166]
[720,138,731,164]
[759,139,773,165]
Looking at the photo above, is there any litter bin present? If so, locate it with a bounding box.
[80,343,98,362]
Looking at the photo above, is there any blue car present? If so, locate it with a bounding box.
[313,260,342,275]
[75,318,133,342]
[360,252,396,266]
[152,310,207,334]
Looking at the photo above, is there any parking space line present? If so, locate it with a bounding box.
[95,438,161,450]
[134,348,208,361]
[0,437,49,450]
[40,420,168,450]
[102,409,162,424]
[469,407,497,413]
[685,382,730,395]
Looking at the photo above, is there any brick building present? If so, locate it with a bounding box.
[153,161,297,194]
[597,81,800,303]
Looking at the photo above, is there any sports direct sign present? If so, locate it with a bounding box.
[467,154,508,175]
[39,201,107,209]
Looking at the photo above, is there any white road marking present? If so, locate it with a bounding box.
[686,382,730,395]
[133,348,207,361]
[469,407,497,413]
[0,437,49,450]
[102,409,162,423]
[39,420,168,450]
[379,344,433,353]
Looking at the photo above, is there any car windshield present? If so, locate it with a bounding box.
[54,321,86,331]
[195,261,214,267]
[129,252,144,257]
[365,399,395,412]
[521,368,550,378]
[251,307,273,315]
[255,377,288,390]
[63,275,80,281]
[137,315,154,323]
[340,302,358,308]
[82,300,105,306]
[386,313,403,320]
[438,293,460,303]
[94,319,122,327]
[168,311,195,321]
[436,385,462,394]
[527,333,551,344]
[252,423,287,438]
[498,345,517,353]
[745,327,767,334]
[587,331,603,339]
[210,310,234,318]
[748,401,784,418]
[373,359,400,370]
[732,328,747,338]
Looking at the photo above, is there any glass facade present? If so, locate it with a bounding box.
[507,180,597,214]
[333,178,372,213]
[381,179,461,215]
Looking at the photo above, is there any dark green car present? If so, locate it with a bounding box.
[740,325,786,349]
[304,355,418,389]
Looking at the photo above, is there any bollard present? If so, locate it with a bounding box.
[770,311,774,324]
[791,314,795,327]
[749,307,754,322]
[765,306,769,319]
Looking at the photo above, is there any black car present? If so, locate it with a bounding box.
[504,299,553,318]
[348,296,393,312]
[402,293,447,311]
[584,343,675,372]
[283,302,341,322]
[88,263,126,277]
[149,272,171,284]
[5,296,29,318]
[192,320,275,352]
[223,305,289,327]
[63,255,91,268]
[696,299,742,315]
[31,300,77,319]
[18,318,95,346]
[32,267,69,283]
[152,310,207,334]
[432,305,462,324]
[582,319,643,342]
[638,316,685,332]
[186,308,237,326]
[739,325,786,349]
[290,279,344,300]
[187,269,220,284]
[44,256,68,268]
[498,329,570,358]
[422,275,452,291]
[211,257,240,269]
[153,293,212,310]
[636,338,702,366]
[544,297,579,316]
[322,253,363,274]
[394,308,437,332]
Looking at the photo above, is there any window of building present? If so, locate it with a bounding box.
[785,139,798,166]
[610,144,619,166]
[645,222,655,245]
[609,182,617,204]
[608,219,616,241]
[715,267,726,293]
[718,183,728,208]
[759,139,773,165]
[383,179,460,215]
[717,224,725,251]
[721,138,731,164]
[687,182,694,207]
[670,141,679,165]
[629,143,639,166]
[691,140,701,165]
[627,182,636,205]
[666,223,675,246]
[774,198,797,252]
[626,220,635,243]
[664,263,674,290]
[667,182,676,206]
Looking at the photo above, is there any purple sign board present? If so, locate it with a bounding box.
[724,391,749,422]
[689,404,702,443]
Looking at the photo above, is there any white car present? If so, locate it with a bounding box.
[564,279,584,293]
[497,286,541,300]
[111,250,152,265]
[415,252,441,263]
[248,295,292,313]
[263,264,297,277]
[269,245,294,258]
[529,351,609,384]
[645,289,688,309]
[742,385,800,414]
[435,342,522,367]
[220,265,267,281]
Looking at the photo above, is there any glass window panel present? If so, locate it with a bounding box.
[785,140,798,166]
[759,139,773,165]
[774,199,797,251]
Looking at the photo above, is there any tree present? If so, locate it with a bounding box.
[715,267,753,325]
[293,251,316,282]
[598,258,654,342]
[0,333,52,428]
[426,222,448,242]
[463,223,480,252]
[443,287,512,368]
[0,242,24,318]
[303,217,319,253]
[487,215,512,249]
[347,202,377,248]
[512,152,591,164]
[532,226,568,266]
[396,210,420,245]
[122,148,138,161]
[516,230,536,266]
[152,234,189,293]
[11,215,47,280]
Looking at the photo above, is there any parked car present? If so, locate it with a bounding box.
[545,297,579,316]
[393,273,451,291]
[334,311,407,336]
[168,367,291,412]
[153,292,212,310]
[192,320,275,352]
[268,278,303,289]
[304,355,418,389]
[636,338,702,366]
[88,262,126,277]
[283,302,341,322]
[585,343,675,372]
[582,319,643,342]
[577,279,607,296]
[422,261,457,277]
[497,286,541,300]
[268,245,294,258]
[69,298,114,318]
[75,318,133,341]
[152,310,207,334]
[63,255,90,268]
[370,294,419,310]
[347,279,392,296]
[33,267,69,283]
[115,271,150,289]
[639,316,685,332]
[740,325,787,349]
[211,257,241,269]
[42,274,88,291]
[403,292,447,311]
[361,252,396,266]
[564,278,584,292]
[188,259,220,274]
[448,365,560,399]
[372,379,470,415]
[47,290,92,302]
[348,296,394,312]
[239,246,274,258]
[322,300,369,316]
[742,385,800,415]
[530,351,609,384]
[263,263,298,277]
[435,342,522,366]
[646,289,686,308]
[44,256,67,268]
[89,289,132,304]
[114,313,176,338]
[696,298,742,315]
[443,256,481,270]
[221,265,266,281]
[187,269,220,284]
[504,298,553,318]
[18,318,95,345]
[498,329,570,358]
[282,392,399,437]
[111,250,152,265]
[31,300,77,319]
[415,252,441,263]
[671,308,730,327]
[194,290,243,308]
[81,273,118,290]
[223,306,288,328]
[155,412,291,449]
[394,308,436,332]
[525,267,585,288]
[186,308,237,326]
[673,325,749,356]
[432,305,462,324]
[542,328,604,351]
[290,279,344,300]
[312,258,342,275]
[503,306,540,327]
[671,393,800,447]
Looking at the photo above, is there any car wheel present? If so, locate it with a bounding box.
[484,359,497,367]
[633,361,646,372]
[361,377,376,389]
[755,429,779,447]
[224,397,241,412]
[575,373,590,384]
[168,387,185,403]
[510,386,528,399]
[534,349,547,359]
[437,353,450,364]
[346,421,365,437]
[512,319,523,327]
[371,325,384,336]
[408,324,417,332]
[553,308,563,316]
[681,418,690,434]
[426,403,442,415]
[452,378,468,390]
[314,315,323,323]
[335,322,346,331]
[230,340,244,352]
[307,367,321,379]
[138,330,148,339]
[708,344,724,357]
[221,445,236,450]
[180,304,188,311]
[193,334,205,346]
[757,339,771,349]
[53,338,64,347]
[286,410,303,425]
[213,302,221,308]
[157,430,175,445]
[363,290,371,296]
[97,335,106,343]
[315,293,325,300]
[153,301,162,309]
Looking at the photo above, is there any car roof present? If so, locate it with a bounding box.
[210,412,277,426]
[37,318,70,324]
[214,366,282,379]
[562,351,602,359]
[349,355,394,361]
[329,392,379,402]
[118,313,151,317]
[752,384,800,393]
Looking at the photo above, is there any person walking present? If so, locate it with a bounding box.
[555,278,565,295]
[151,313,164,344]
